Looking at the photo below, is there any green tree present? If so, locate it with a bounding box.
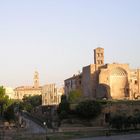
[61,95,67,102]
[57,95,70,120]
[131,116,138,129]
[109,115,124,130]
[123,116,132,130]
[4,104,15,121]
[109,114,133,130]
[0,86,10,117]
[0,86,5,97]
[68,90,82,103]
[22,95,42,112]
[23,95,42,108]
[76,100,102,119]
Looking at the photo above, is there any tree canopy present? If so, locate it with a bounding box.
[57,95,70,120]
[68,90,82,103]
[76,100,102,119]
[21,95,42,112]
[0,86,14,120]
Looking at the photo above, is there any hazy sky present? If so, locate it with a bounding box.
[0,0,140,87]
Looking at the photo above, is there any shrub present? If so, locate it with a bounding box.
[109,115,124,130]
[76,100,102,119]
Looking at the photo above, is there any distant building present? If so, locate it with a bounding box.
[64,74,82,97]
[14,71,42,100]
[4,87,15,99]
[65,47,140,100]
[42,84,64,106]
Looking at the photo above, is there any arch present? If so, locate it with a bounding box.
[96,84,111,99]
[110,67,129,99]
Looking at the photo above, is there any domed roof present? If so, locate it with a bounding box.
[111,67,127,76]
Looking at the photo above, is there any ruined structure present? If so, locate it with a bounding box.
[65,48,140,100]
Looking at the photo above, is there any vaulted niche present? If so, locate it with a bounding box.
[110,67,128,99]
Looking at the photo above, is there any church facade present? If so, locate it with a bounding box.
[14,71,42,100]
[14,71,64,105]
[65,48,140,100]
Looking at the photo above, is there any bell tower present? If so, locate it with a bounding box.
[94,47,104,65]
[34,71,39,88]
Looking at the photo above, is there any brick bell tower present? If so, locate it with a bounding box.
[94,47,104,69]
[34,71,39,88]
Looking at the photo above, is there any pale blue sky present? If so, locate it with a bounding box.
[0,0,140,87]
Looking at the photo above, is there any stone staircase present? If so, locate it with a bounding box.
[0,119,4,140]
[0,119,15,140]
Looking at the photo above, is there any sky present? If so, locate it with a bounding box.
[0,0,140,87]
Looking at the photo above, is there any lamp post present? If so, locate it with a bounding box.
[43,122,49,140]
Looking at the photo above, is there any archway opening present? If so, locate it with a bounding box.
[110,67,128,99]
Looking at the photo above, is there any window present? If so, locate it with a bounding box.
[135,80,138,85]
[45,99,47,104]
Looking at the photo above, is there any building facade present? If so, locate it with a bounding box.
[42,84,64,106]
[65,47,140,100]
[4,87,15,99]
[14,71,42,100]
[64,74,82,97]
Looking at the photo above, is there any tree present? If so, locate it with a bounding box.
[22,95,42,112]
[131,116,138,129]
[68,90,82,103]
[4,104,15,121]
[23,95,42,108]
[57,95,70,120]
[61,95,67,102]
[0,86,10,117]
[76,100,102,119]
[0,86,5,98]
[109,115,124,130]
[109,115,133,130]
[123,116,132,130]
